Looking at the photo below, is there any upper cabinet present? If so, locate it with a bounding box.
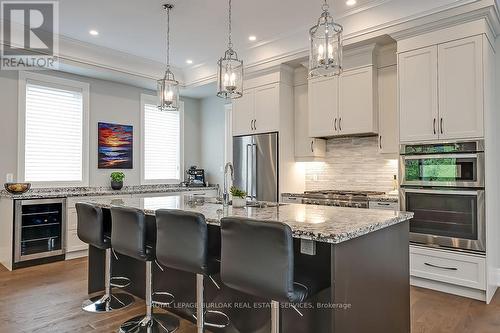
[232,82,282,136]
[309,65,378,138]
[378,64,399,154]
[399,35,485,142]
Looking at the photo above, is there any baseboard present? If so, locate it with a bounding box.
[411,276,486,302]
[65,249,88,260]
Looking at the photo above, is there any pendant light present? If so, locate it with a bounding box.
[217,0,243,99]
[158,4,180,111]
[309,0,343,78]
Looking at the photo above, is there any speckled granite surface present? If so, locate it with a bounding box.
[0,184,218,200]
[85,195,413,244]
[282,192,399,203]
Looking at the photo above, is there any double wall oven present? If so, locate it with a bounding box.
[400,140,485,252]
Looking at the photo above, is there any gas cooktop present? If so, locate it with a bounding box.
[301,190,385,208]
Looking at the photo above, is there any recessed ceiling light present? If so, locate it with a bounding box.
[248,35,257,41]
[346,0,357,6]
[89,30,99,36]
[186,59,193,64]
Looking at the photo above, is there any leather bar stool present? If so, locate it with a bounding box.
[76,202,134,313]
[220,217,325,333]
[110,206,179,333]
[155,209,229,333]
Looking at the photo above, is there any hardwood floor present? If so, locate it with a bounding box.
[1,258,500,332]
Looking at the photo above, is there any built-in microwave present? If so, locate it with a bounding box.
[400,140,484,188]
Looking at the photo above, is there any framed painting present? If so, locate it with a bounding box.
[98,122,133,169]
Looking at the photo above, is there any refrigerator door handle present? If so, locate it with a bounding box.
[252,143,257,200]
[246,144,252,198]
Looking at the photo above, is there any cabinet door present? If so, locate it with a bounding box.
[254,84,279,134]
[438,36,484,140]
[378,65,399,154]
[232,89,255,136]
[294,84,326,159]
[339,66,377,135]
[399,46,439,142]
[308,76,338,137]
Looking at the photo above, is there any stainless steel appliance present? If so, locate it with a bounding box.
[14,198,66,265]
[233,132,278,202]
[300,190,386,209]
[399,140,485,252]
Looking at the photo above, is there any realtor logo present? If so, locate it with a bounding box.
[1,1,59,70]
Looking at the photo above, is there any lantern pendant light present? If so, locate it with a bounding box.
[309,0,343,78]
[217,0,243,99]
[158,4,180,111]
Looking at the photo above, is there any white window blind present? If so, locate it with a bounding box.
[143,103,180,181]
[24,83,84,183]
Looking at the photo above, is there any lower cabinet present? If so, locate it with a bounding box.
[410,245,486,301]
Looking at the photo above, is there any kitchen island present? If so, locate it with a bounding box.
[84,195,413,333]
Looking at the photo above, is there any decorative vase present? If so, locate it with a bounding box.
[111,180,123,190]
[232,197,246,208]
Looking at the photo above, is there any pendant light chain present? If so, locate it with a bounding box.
[322,0,329,11]
[166,5,171,69]
[228,0,233,49]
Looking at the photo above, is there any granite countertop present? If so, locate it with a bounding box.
[85,195,413,244]
[0,184,219,200]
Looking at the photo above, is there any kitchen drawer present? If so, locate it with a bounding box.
[67,229,87,253]
[410,245,485,290]
[369,201,399,210]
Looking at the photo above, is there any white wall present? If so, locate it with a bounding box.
[0,70,202,187]
[199,95,227,187]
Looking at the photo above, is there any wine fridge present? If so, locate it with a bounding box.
[14,198,66,265]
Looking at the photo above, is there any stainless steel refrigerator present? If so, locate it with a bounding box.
[233,132,278,202]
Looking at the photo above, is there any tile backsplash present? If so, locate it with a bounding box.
[305,136,398,193]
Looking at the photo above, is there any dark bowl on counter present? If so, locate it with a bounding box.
[4,183,31,194]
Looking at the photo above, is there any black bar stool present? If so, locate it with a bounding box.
[76,202,134,313]
[155,209,229,333]
[110,206,179,333]
[220,217,324,333]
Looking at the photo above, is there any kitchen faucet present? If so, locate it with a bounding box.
[223,162,234,206]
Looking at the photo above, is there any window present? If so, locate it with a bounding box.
[18,72,89,186]
[141,94,183,184]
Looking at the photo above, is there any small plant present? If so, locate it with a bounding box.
[110,172,125,182]
[230,186,246,199]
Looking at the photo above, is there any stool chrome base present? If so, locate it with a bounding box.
[82,292,135,313]
[119,314,179,333]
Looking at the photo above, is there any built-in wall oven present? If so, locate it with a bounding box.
[14,198,66,266]
[400,140,485,252]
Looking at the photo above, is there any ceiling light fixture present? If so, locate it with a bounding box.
[248,35,257,41]
[308,0,343,78]
[157,4,179,111]
[186,59,193,64]
[346,0,357,6]
[216,0,243,99]
[89,30,99,36]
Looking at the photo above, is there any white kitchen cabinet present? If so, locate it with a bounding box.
[308,66,377,138]
[294,83,326,160]
[399,46,439,142]
[232,83,280,136]
[378,65,399,154]
[399,36,485,143]
[232,89,255,136]
[338,66,378,136]
[308,76,339,137]
[254,83,280,134]
[438,36,484,140]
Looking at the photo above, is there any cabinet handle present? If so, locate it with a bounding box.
[440,118,444,135]
[254,119,257,130]
[424,262,458,271]
[311,140,314,153]
[379,135,382,149]
[339,118,342,131]
[334,118,337,131]
[433,118,436,135]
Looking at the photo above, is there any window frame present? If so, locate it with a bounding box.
[17,71,90,187]
[140,93,184,185]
